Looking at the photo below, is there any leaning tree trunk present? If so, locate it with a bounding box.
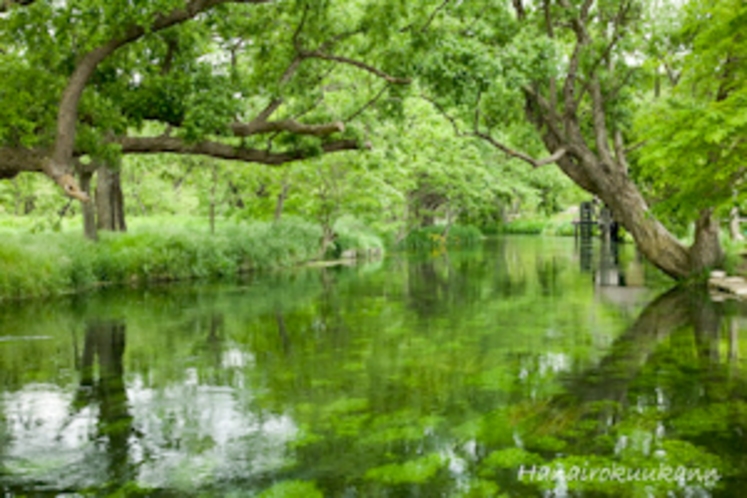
[96,165,126,232]
[487,1,728,282]
[586,168,721,280]
[543,136,722,280]
[596,174,692,279]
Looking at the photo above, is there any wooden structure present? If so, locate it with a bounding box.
[573,200,620,242]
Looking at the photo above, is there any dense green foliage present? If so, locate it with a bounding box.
[1,0,746,281]
[632,0,747,229]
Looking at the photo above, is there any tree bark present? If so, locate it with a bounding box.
[44,0,274,198]
[118,136,365,165]
[79,170,98,241]
[96,165,126,232]
[594,174,692,279]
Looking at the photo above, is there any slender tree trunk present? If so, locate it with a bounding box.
[730,206,743,241]
[79,170,98,241]
[96,165,126,232]
[210,164,217,234]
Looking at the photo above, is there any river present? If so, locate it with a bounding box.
[0,236,745,497]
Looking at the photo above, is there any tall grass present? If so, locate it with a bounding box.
[496,218,577,236]
[0,217,325,301]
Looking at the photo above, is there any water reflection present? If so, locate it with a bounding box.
[0,238,745,497]
[76,321,134,492]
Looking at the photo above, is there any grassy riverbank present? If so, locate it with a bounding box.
[0,216,384,301]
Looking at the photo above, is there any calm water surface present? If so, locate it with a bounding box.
[1,237,746,497]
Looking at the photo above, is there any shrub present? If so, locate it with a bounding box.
[329,215,385,258]
[400,224,483,250]
[0,217,330,301]
[496,219,547,235]
[497,218,577,237]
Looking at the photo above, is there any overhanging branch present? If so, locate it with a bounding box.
[301,50,411,84]
[230,119,344,137]
[48,0,275,197]
[422,95,566,168]
[473,130,567,168]
[118,136,366,165]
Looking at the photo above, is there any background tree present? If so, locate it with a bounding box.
[632,0,747,239]
[0,0,415,201]
[415,0,736,279]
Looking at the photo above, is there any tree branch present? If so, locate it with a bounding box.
[422,95,566,169]
[473,130,567,168]
[589,77,614,165]
[47,0,274,197]
[0,147,46,177]
[422,0,451,31]
[345,84,389,122]
[117,136,366,164]
[614,129,629,174]
[231,119,344,137]
[300,50,411,84]
[420,95,465,137]
[559,0,593,124]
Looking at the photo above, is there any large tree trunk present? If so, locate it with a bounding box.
[96,166,126,232]
[79,170,98,241]
[524,90,724,280]
[588,170,722,280]
[690,208,724,274]
[45,0,237,199]
[596,175,692,279]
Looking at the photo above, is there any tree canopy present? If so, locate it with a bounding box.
[0,0,744,279]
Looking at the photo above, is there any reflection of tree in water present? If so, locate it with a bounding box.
[405,251,493,317]
[535,255,562,295]
[516,287,747,496]
[74,320,135,493]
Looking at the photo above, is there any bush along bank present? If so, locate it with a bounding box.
[400,224,483,250]
[0,217,384,301]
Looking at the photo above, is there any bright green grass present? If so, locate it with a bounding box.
[0,215,382,301]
